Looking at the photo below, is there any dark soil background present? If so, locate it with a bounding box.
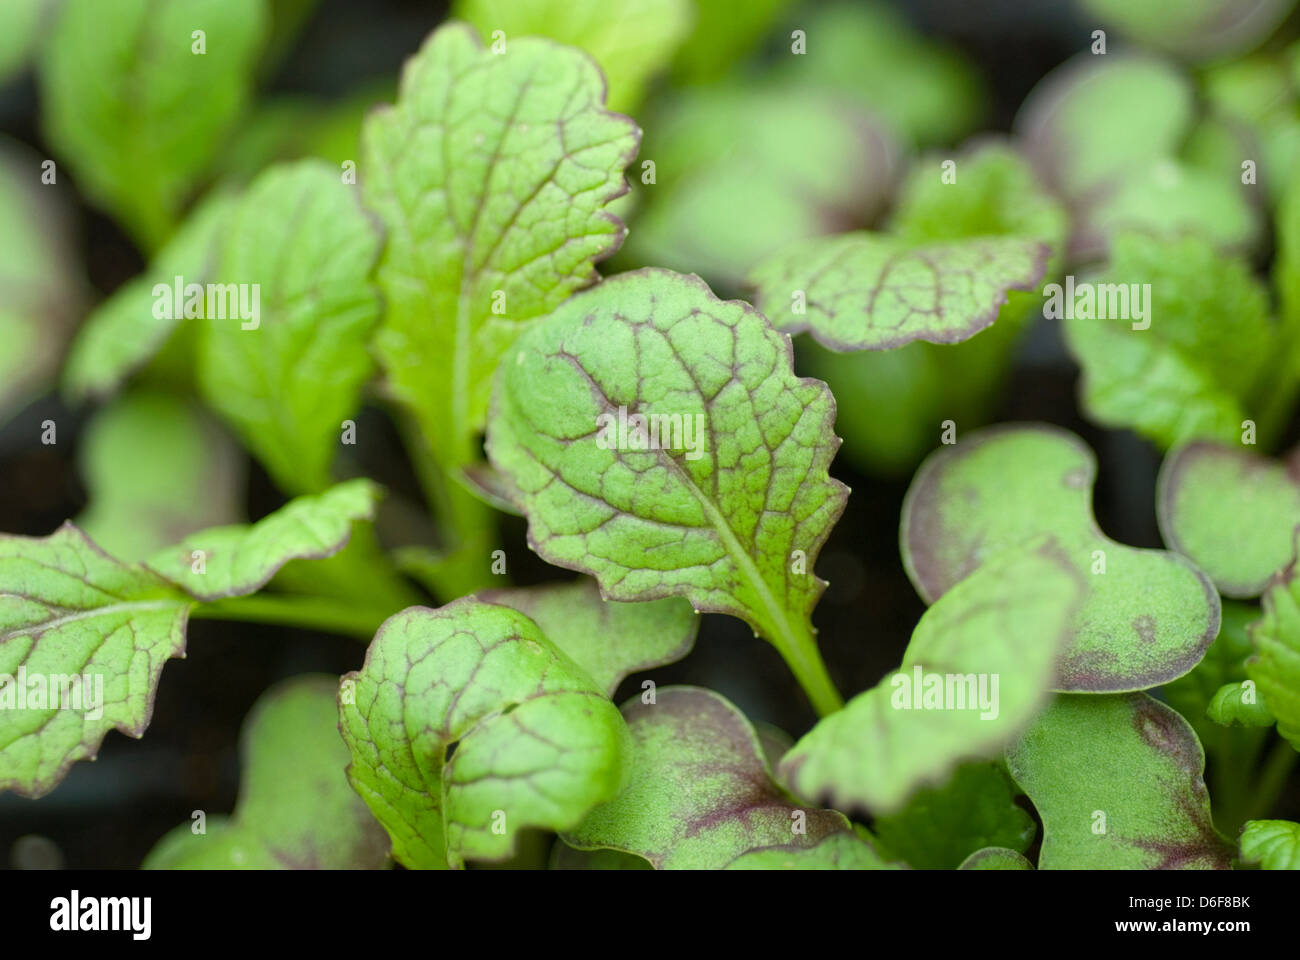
[2,0,1297,869]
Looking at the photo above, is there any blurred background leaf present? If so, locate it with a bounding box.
[0,136,86,427]
[39,0,268,252]
[456,0,692,113]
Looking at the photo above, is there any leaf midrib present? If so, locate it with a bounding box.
[0,598,185,643]
[665,454,800,650]
[550,346,801,651]
[450,63,541,467]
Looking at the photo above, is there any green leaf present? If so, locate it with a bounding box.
[197,160,382,494]
[260,0,321,76]
[1182,116,1257,195]
[0,0,47,86]
[755,720,795,769]
[1005,693,1232,869]
[890,142,1069,265]
[1203,48,1298,127]
[778,541,1082,814]
[486,268,848,715]
[901,424,1220,691]
[669,0,790,85]
[1260,161,1300,438]
[1160,601,1277,837]
[455,0,691,113]
[1063,234,1273,450]
[1274,140,1300,321]
[1081,0,1296,60]
[765,0,983,147]
[750,232,1047,352]
[799,142,1066,476]
[871,763,1036,869]
[1248,551,1300,750]
[61,190,237,404]
[1162,600,1260,742]
[253,529,422,637]
[0,489,382,797]
[800,340,1008,476]
[0,526,192,798]
[1239,819,1300,869]
[725,832,900,870]
[0,138,86,424]
[958,847,1034,870]
[144,675,389,869]
[362,21,637,477]
[549,841,652,869]
[478,579,698,696]
[76,391,244,561]
[1159,442,1300,597]
[145,479,379,601]
[1206,681,1275,727]
[1073,158,1257,262]
[212,86,384,186]
[337,598,631,869]
[39,0,267,251]
[1017,54,1193,201]
[1016,54,1257,259]
[624,85,897,287]
[1068,328,1242,451]
[563,686,852,868]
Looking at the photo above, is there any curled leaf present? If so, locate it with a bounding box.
[1239,819,1300,869]
[1206,681,1275,727]
[338,598,632,868]
[145,479,380,601]
[1,485,387,797]
[891,140,1068,266]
